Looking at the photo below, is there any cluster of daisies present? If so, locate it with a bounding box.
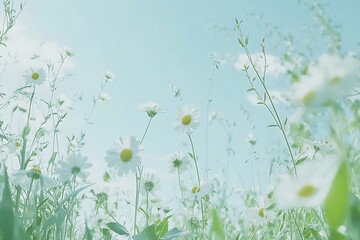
[104,101,209,198]
[7,67,115,192]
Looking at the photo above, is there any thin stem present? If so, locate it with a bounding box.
[187,133,205,230]
[140,117,152,145]
[133,167,143,235]
[177,168,184,198]
[290,210,304,240]
[250,225,261,240]
[146,192,149,227]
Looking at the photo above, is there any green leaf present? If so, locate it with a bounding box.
[245,36,249,46]
[323,161,350,232]
[161,228,187,240]
[155,215,171,238]
[48,152,57,164]
[133,225,159,240]
[210,209,226,240]
[106,222,129,236]
[302,226,321,240]
[348,194,360,240]
[0,168,14,239]
[100,228,112,240]
[84,221,93,240]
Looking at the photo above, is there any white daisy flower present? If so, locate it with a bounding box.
[274,154,339,209]
[103,71,115,82]
[98,92,110,102]
[11,166,58,191]
[54,153,92,182]
[167,151,190,174]
[137,101,164,118]
[23,67,46,85]
[105,136,142,177]
[174,104,200,134]
[190,181,212,199]
[289,53,360,107]
[141,172,160,196]
[245,195,276,226]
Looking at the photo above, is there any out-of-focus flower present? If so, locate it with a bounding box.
[54,153,92,182]
[190,180,212,199]
[103,71,115,82]
[11,166,58,191]
[56,94,72,111]
[247,133,257,146]
[174,104,200,134]
[105,136,142,177]
[289,53,360,107]
[98,92,110,102]
[63,47,75,57]
[141,172,160,196]
[137,101,163,118]
[246,195,276,226]
[167,151,190,174]
[274,154,339,209]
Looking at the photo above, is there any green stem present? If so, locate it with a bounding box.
[146,192,149,227]
[133,167,142,235]
[250,225,261,240]
[187,133,205,230]
[290,210,304,240]
[177,168,184,199]
[140,117,152,145]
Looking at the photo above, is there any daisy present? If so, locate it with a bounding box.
[190,181,212,199]
[274,154,339,209]
[11,166,58,191]
[54,153,92,182]
[289,53,360,107]
[23,67,46,85]
[141,172,160,196]
[137,101,163,118]
[245,195,276,226]
[167,151,190,174]
[174,104,200,134]
[103,71,115,82]
[105,136,142,177]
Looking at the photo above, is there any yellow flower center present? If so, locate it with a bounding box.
[15,141,21,147]
[258,208,265,218]
[120,148,132,162]
[182,115,192,125]
[329,76,341,85]
[301,91,314,105]
[298,184,316,197]
[32,72,40,80]
[191,186,200,193]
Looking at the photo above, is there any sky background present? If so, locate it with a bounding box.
[1,0,360,206]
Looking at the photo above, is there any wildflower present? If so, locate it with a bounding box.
[141,172,160,196]
[105,136,142,177]
[167,151,190,174]
[168,82,181,100]
[54,153,92,182]
[246,195,276,226]
[137,101,163,118]
[55,94,72,110]
[190,181,212,199]
[274,154,339,209]
[23,67,46,85]
[174,104,200,134]
[11,166,58,191]
[63,47,75,57]
[247,133,257,145]
[289,53,360,107]
[98,92,110,102]
[103,71,115,82]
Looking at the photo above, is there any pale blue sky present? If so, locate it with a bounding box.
[5,0,360,196]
